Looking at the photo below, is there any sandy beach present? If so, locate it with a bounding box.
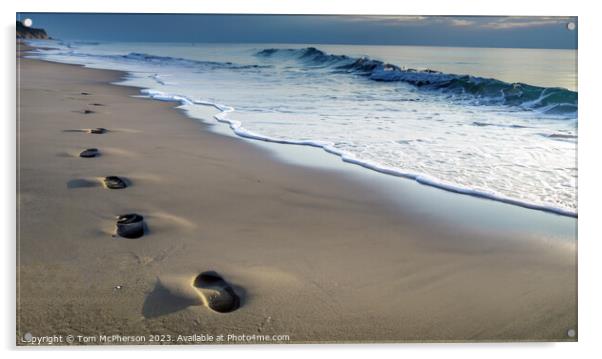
[17,46,577,344]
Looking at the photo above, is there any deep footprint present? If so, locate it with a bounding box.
[193,271,240,313]
[116,213,145,239]
[83,109,95,114]
[103,176,128,189]
[88,128,107,134]
[79,148,100,158]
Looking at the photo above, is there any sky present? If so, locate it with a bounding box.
[17,13,577,49]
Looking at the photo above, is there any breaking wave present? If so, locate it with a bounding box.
[257,47,577,115]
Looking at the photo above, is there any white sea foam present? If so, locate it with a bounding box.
[141,89,577,218]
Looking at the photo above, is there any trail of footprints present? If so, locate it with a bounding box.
[66,91,242,314]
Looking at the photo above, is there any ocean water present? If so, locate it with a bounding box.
[25,41,578,216]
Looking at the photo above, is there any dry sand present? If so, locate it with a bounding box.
[17,49,577,344]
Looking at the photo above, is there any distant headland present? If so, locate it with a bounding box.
[17,20,49,39]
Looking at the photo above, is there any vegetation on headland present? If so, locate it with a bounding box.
[17,21,49,39]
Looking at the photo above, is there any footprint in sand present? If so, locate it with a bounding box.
[80,92,91,95]
[88,128,107,134]
[79,148,100,158]
[115,213,145,239]
[89,103,104,107]
[82,109,95,114]
[142,272,242,318]
[193,271,241,313]
[103,176,128,189]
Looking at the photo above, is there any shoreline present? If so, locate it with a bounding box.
[140,88,577,219]
[130,86,576,238]
[17,47,577,343]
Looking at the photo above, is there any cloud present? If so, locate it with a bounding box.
[449,19,474,27]
[479,17,574,30]
[343,15,476,28]
[332,15,574,30]
[340,15,428,24]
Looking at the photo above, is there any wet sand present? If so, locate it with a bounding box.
[17,49,577,344]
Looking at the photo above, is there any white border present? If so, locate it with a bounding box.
[3,1,601,358]
[5,0,585,16]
